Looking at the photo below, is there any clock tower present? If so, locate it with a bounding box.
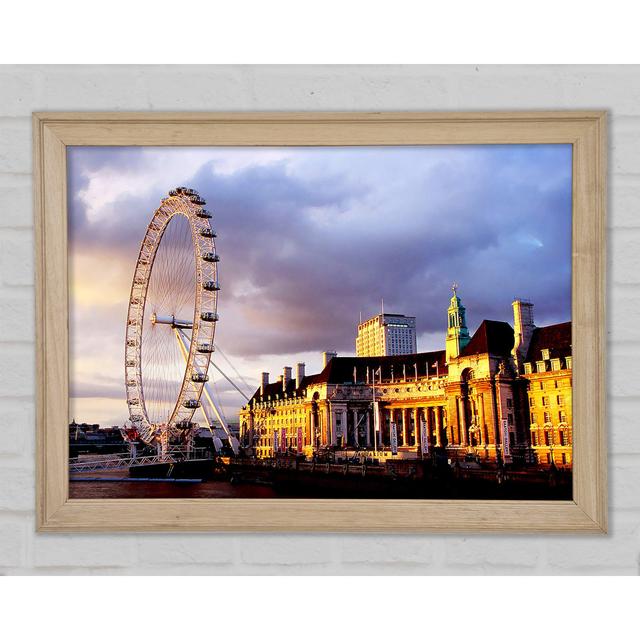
[445,283,471,362]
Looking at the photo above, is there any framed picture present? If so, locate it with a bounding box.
[35,111,606,532]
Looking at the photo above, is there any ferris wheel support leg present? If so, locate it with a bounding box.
[174,329,239,455]
[199,380,240,456]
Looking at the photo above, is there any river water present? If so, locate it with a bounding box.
[69,479,280,499]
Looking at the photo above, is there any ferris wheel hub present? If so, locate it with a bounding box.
[150,312,193,329]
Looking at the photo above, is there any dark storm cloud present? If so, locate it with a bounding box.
[69,145,572,366]
[189,146,572,357]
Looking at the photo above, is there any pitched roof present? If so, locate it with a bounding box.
[316,351,447,386]
[247,321,572,403]
[525,321,572,362]
[462,319,515,357]
[249,350,447,402]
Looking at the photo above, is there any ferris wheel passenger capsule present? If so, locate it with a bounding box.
[197,343,215,353]
[202,252,220,262]
[191,372,209,383]
[200,311,219,322]
[199,228,215,238]
[203,280,220,291]
[197,209,212,219]
[183,399,201,409]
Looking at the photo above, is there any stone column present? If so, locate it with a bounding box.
[310,410,317,448]
[478,394,485,446]
[342,409,348,446]
[365,411,371,447]
[402,408,409,446]
[352,409,359,447]
[435,406,442,447]
[413,407,420,447]
[459,396,468,446]
[324,404,331,445]
[422,407,429,446]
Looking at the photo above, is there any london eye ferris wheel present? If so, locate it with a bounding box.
[124,187,221,449]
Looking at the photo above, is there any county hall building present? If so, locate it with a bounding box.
[239,289,572,467]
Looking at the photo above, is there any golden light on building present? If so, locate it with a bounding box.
[239,290,572,469]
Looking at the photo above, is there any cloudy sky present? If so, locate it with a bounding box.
[68,144,572,426]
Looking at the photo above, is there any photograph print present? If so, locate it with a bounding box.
[68,143,573,500]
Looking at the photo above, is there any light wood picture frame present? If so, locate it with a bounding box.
[34,111,607,533]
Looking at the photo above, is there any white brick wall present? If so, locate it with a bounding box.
[0,64,638,575]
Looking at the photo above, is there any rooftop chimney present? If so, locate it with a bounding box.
[282,366,292,392]
[512,299,535,369]
[322,351,337,368]
[295,362,305,388]
[260,372,269,397]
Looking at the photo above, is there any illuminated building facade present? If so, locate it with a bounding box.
[239,291,572,468]
[521,322,573,466]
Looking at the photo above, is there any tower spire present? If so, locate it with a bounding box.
[445,284,470,362]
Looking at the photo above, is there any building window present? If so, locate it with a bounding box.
[551,358,561,371]
[530,412,536,424]
[559,431,567,446]
[542,349,550,360]
[536,361,546,373]
[542,396,550,406]
[524,363,532,374]
[566,356,572,369]
[539,381,544,390]
[529,397,535,407]
[559,410,567,423]
[557,395,564,406]
[544,432,550,446]
[543,411,551,423]
[562,453,567,465]
[532,432,538,446]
